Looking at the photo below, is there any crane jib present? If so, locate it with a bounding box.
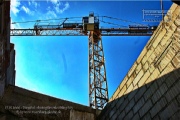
[10,28,155,36]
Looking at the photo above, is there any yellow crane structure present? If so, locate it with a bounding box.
[10,12,157,109]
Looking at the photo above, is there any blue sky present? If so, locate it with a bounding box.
[10,0,173,106]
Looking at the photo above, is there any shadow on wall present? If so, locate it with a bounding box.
[98,68,180,120]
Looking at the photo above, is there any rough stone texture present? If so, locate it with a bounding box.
[0,85,99,120]
[70,110,95,120]
[98,3,180,120]
[0,1,16,98]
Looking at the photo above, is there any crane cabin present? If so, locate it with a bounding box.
[82,12,99,31]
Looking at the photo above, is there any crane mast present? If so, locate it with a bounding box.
[89,30,108,109]
[10,13,157,110]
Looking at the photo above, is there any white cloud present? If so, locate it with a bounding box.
[33,2,38,8]
[46,10,57,19]
[47,6,51,11]
[50,0,59,4]
[54,2,70,14]
[10,0,21,16]
[28,0,38,8]
[21,6,30,14]
[64,2,70,11]
[28,1,31,6]
[44,2,69,19]
[21,6,34,16]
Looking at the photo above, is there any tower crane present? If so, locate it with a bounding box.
[10,12,157,110]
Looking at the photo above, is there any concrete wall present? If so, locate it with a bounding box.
[0,85,100,120]
[98,3,180,119]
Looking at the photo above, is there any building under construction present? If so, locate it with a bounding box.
[0,1,180,120]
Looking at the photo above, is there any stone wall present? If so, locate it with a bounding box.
[0,85,100,120]
[98,3,180,119]
[0,1,15,98]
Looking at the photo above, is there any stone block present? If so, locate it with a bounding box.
[126,72,136,88]
[127,87,138,101]
[133,99,145,114]
[111,112,118,120]
[150,97,167,118]
[169,22,178,33]
[174,14,180,26]
[150,69,160,81]
[156,75,166,86]
[176,94,180,108]
[112,87,120,100]
[151,89,162,104]
[171,38,180,53]
[133,85,138,91]
[137,48,147,64]
[128,62,137,77]
[164,88,177,103]
[117,111,126,120]
[172,53,180,68]
[153,29,167,48]
[174,26,180,38]
[160,32,173,47]
[134,85,147,102]
[144,86,153,102]
[143,62,149,72]
[125,98,135,114]
[159,99,178,119]
[146,47,154,59]
[142,55,148,65]
[158,51,174,72]
[135,63,142,74]
[138,70,150,87]
[159,83,168,95]
[170,4,178,14]
[118,85,127,98]
[169,111,180,120]
[125,83,134,95]
[115,97,124,110]
[131,113,140,120]
[173,6,180,19]
[160,62,175,77]
[133,70,144,86]
[154,44,163,57]
[139,99,152,117]
[110,100,118,110]
[123,110,133,120]
[142,113,151,120]
[109,109,116,119]
[118,97,129,112]
[147,53,156,66]
[149,64,155,74]
[165,72,177,88]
